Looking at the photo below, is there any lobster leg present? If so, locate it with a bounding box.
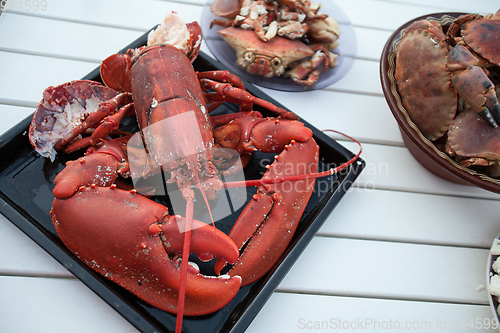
[199,77,299,119]
[197,70,245,89]
[210,111,262,128]
[54,92,133,151]
[50,185,242,316]
[89,103,135,145]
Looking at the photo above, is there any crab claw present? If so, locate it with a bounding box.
[447,45,500,127]
[50,186,241,316]
[210,0,241,19]
[306,15,341,50]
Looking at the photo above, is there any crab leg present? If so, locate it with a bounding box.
[447,45,500,126]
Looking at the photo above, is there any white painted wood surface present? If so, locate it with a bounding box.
[1,0,500,332]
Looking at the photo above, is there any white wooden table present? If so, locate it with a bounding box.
[1,0,500,332]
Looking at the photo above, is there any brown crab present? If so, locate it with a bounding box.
[395,19,457,141]
[210,0,330,42]
[394,9,500,177]
[446,10,500,126]
[446,105,500,176]
[395,10,500,137]
[210,0,340,85]
[219,26,337,85]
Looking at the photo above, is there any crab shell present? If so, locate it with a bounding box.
[461,12,500,66]
[395,20,457,141]
[306,15,341,50]
[210,0,241,19]
[219,27,314,77]
[447,108,500,166]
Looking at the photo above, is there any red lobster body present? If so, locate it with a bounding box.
[131,44,221,200]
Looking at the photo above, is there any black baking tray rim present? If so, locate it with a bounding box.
[0,28,365,333]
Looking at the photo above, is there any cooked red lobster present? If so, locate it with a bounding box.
[28,12,358,333]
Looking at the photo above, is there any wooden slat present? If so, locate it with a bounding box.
[323,58,383,94]
[339,140,500,200]
[277,237,491,305]
[334,0,497,30]
[0,13,386,89]
[0,105,33,135]
[3,0,204,31]
[0,275,496,333]
[0,51,98,107]
[0,13,143,62]
[355,26,393,62]
[246,292,498,333]
[6,0,498,32]
[1,0,402,64]
[157,0,498,18]
[0,216,72,278]
[2,210,492,306]
[259,89,401,145]
[3,185,499,279]
[0,275,139,333]
[380,0,499,14]
[319,188,500,248]
[0,1,429,65]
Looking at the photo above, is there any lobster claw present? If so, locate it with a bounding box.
[100,50,134,93]
[50,186,242,316]
[213,112,312,155]
[215,138,318,286]
[52,140,129,199]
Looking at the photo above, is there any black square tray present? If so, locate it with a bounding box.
[0,29,364,333]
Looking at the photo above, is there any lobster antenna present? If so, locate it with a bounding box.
[176,185,214,332]
[223,130,362,189]
[175,198,194,333]
[197,183,216,227]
